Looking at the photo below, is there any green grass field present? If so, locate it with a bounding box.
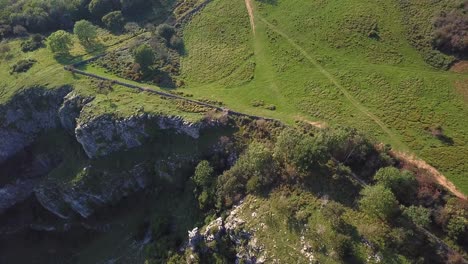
[2,0,465,193]
[177,0,468,193]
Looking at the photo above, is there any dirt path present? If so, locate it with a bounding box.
[391,151,466,200]
[245,0,256,34]
[256,16,468,200]
[258,16,405,150]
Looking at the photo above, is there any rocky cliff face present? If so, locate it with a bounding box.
[75,113,203,159]
[186,202,265,264]
[0,86,72,164]
[34,163,151,219]
[0,85,210,219]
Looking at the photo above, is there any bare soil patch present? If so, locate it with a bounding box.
[455,79,468,103]
[391,151,466,200]
[451,60,468,73]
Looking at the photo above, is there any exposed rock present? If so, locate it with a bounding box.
[184,202,266,264]
[75,114,204,159]
[0,180,39,214]
[34,163,152,219]
[188,227,202,250]
[0,149,64,215]
[58,92,94,133]
[0,86,72,164]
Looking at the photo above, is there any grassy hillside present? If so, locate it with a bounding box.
[179,0,468,193]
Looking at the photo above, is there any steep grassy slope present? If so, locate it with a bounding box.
[179,0,468,193]
[0,29,136,103]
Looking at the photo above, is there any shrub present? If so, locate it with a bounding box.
[433,5,468,54]
[0,42,10,54]
[193,160,216,210]
[251,100,264,107]
[124,22,141,35]
[274,128,328,176]
[359,184,398,221]
[156,23,175,41]
[193,160,214,189]
[217,142,276,206]
[0,24,12,39]
[21,34,44,52]
[169,35,184,51]
[403,206,431,228]
[10,59,37,74]
[374,167,417,203]
[88,0,114,18]
[132,44,155,70]
[447,216,467,240]
[265,104,276,111]
[12,25,27,36]
[423,50,454,70]
[73,20,98,45]
[102,11,125,32]
[47,30,73,55]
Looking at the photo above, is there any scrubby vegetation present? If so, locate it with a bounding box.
[0,0,466,263]
[10,58,36,73]
[0,0,170,37]
[433,2,468,55]
[155,121,467,263]
[179,0,468,193]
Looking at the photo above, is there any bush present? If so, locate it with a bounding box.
[102,11,125,32]
[403,206,431,228]
[274,128,328,176]
[374,167,417,203]
[12,25,27,36]
[447,216,467,240]
[0,42,11,54]
[169,35,184,51]
[73,20,98,45]
[47,30,73,54]
[124,22,141,35]
[217,142,276,206]
[359,184,398,221]
[433,5,468,54]
[193,160,216,210]
[0,24,12,39]
[88,0,114,18]
[423,50,454,70]
[10,59,37,74]
[193,160,214,189]
[21,34,44,52]
[156,24,175,41]
[132,44,155,70]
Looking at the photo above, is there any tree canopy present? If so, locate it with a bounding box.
[73,20,98,45]
[132,44,155,70]
[47,30,73,54]
[359,184,398,221]
[102,11,124,32]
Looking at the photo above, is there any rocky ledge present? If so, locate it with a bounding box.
[75,113,203,159]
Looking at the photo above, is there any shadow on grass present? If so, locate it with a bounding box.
[54,53,84,65]
[257,0,278,5]
[83,41,106,54]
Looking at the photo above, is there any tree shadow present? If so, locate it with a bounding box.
[82,41,106,54]
[436,134,454,146]
[54,53,83,65]
[257,0,278,5]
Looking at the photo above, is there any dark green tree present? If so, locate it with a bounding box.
[88,0,114,18]
[374,167,417,202]
[359,184,398,221]
[73,20,98,45]
[47,30,73,54]
[403,206,431,227]
[102,11,124,32]
[132,44,155,70]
